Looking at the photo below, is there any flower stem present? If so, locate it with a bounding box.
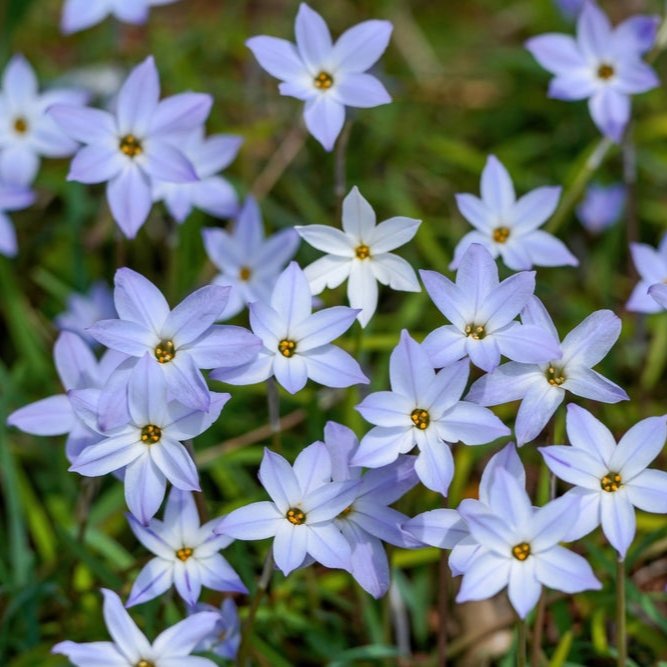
[334,120,353,223]
[517,617,527,667]
[266,376,282,453]
[617,556,627,667]
[237,548,274,666]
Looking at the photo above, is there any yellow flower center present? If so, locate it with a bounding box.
[13,117,28,134]
[136,661,155,667]
[141,424,161,444]
[337,505,354,518]
[546,365,565,386]
[286,507,306,525]
[410,408,430,430]
[176,547,194,561]
[355,244,371,260]
[600,472,622,493]
[120,134,143,157]
[314,71,334,90]
[493,226,510,243]
[512,542,531,561]
[154,340,176,364]
[465,324,486,340]
[597,63,615,80]
[239,266,252,281]
[278,339,297,357]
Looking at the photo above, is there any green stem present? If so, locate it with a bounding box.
[237,548,274,667]
[266,377,282,453]
[517,617,527,667]
[334,119,353,223]
[617,556,626,667]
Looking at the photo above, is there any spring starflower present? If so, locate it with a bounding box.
[61,0,180,34]
[49,56,212,238]
[540,404,667,558]
[246,3,392,151]
[627,233,667,313]
[296,186,421,327]
[190,598,241,661]
[52,588,219,666]
[451,155,577,271]
[526,1,660,142]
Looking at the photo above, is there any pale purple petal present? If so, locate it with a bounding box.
[143,142,197,183]
[51,640,127,666]
[68,144,125,184]
[539,445,605,488]
[419,270,468,329]
[273,522,308,575]
[151,93,213,136]
[577,1,612,61]
[519,231,579,267]
[414,435,454,495]
[258,449,301,511]
[303,94,345,152]
[294,305,358,351]
[370,253,420,292]
[124,455,168,525]
[352,426,412,468]
[625,469,667,514]
[101,588,150,661]
[48,105,117,144]
[152,611,220,656]
[565,403,617,462]
[306,523,351,570]
[271,262,312,326]
[515,381,564,447]
[535,545,601,593]
[332,73,390,108]
[600,490,635,557]
[588,87,629,143]
[70,435,143,477]
[456,551,511,602]
[113,267,170,332]
[466,336,501,373]
[561,309,621,367]
[562,367,628,403]
[493,322,561,364]
[273,352,308,394]
[150,439,200,491]
[126,558,173,606]
[7,395,74,435]
[303,343,368,388]
[106,166,153,239]
[613,15,659,55]
[303,255,351,294]
[331,19,392,72]
[341,185,375,240]
[390,330,435,402]
[404,508,468,549]
[173,559,202,605]
[215,501,283,540]
[161,286,228,344]
[508,558,541,619]
[295,3,333,73]
[525,34,587,75]
[481,155,515,214]
[610,415,667,479]
[116,56,160,136]
[437,401,510,445]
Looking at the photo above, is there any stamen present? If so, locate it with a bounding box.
[313,71,334,90]
[512,542,531,561]
[410,408,430,430]
[546,365,565,386]
[239,266,252,281]
[154,340,176,363]
[464,324,486,340]
[175,547,193,561]
[278,339,297,357]
[13,117,28,134]
[597,63,615,80]
[119,134,143,157]
[355,244,371,260]
[337,505,354,519]
[493,226,510,243]
[286,507,306,525]
[141,424,161,444]
[600,472,622,493]
[136,661,155,667]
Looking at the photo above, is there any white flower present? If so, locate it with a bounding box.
[296,186,421,327]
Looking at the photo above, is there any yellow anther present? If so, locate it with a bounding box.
[601,472,622,493]
[546,365,565,386]
[338,505,354,518]
[313,71,334,90]
[410,408,430,430]
[136,661,155,667]
[141,424,161,444]
[176,547,194,561]
[355,244,371,260]
[286,507,306,525]
[465,324,486,340]
[154,340,175,363]
[597,64,615,80]
[278,339,297,357]
[13,117,28,133]
[120,134,143,157]
[239,266,252,281]
[493,226,510,243]
[512,542,531,561]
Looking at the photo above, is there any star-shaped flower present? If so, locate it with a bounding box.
[451,155,577,271]
[126,487,247,607]
[52,588,219,666]
[627,233,667,313]
[61,0,180,34]
[210,261,368,394]
[421,243,561,373]
[0,55,87,186]
[246,3,392,151]
[351,330,510,495]
[296,186,421,327]
[215,445,358,576]
[190,598,241,661]
[202,195,300,320]
[540,404,667,558]
[49,56,212,238]
[467,296,629,446]
[526,1,660,142]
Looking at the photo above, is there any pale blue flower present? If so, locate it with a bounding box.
[61,0,180,34]
[55,280,116,346]
[247,3,392,151]
[576,183,625,234]
[191,598,241,661]
[52,588,219,666]
[627,233,667,313]
[540,404,667,558]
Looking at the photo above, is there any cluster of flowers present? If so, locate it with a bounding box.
[6,0,667,664]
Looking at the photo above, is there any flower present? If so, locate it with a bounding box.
[215,445,358,576]
[88,266,261,413]
[0,181,35,256]
[323,421,420,598]
[190,598,241,661]
[0,55,87,186]
[126,487,247,606]
[52,588,219,666]
[456,468,601,619]
[539,404,667,558]
[49,56,212,238]
[69,353,229,524]
[526,1,660,143]
[351,330,511,495]
[451,155,577,271]
[61,0,180,34]
[296,186,421,327]
[576,183,625,234]
[7,331,126,462]
[210,261,368,394]
[421,243,561,373]
[246,2,392,151]
[626,233,667,313]
[55,280,116,346]
[467,296,628,446]
[152,127,243,223]
[202,195,300,320]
